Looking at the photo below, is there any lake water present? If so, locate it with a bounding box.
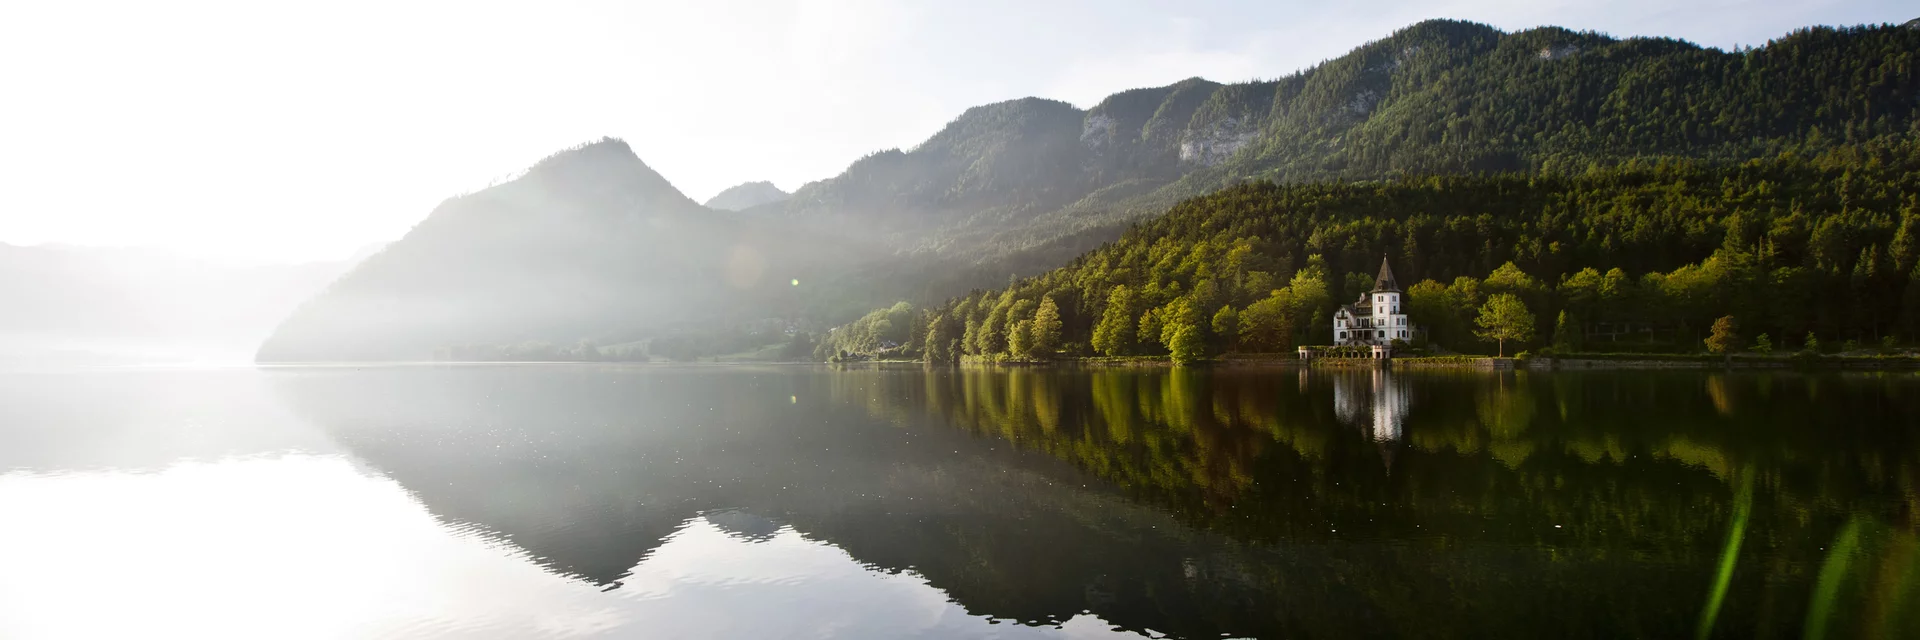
[1,365,1915,639]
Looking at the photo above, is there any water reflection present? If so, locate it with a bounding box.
[826,366,1920,638]
[1,366,1916,639]
[0,368,1156,639]
[264,366,1222,637]
[1330,369,1407,443]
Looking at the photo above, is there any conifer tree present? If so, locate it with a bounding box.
[1092,285,1137,356]
[1552,311,1582,352]
[1030,297,1062,356]
[1008,319,1033,359]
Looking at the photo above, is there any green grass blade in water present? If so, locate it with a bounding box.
[1696,467,1753,640]
[1804,518,1866,640]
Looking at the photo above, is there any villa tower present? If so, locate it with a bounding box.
[1333,257,1414,346]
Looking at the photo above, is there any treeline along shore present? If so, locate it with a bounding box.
[820,136,1920,367]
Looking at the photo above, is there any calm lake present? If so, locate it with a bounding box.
[1,364,1915,639]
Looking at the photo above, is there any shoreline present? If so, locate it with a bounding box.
[241,353,1920,371]
[853,352,1920,371]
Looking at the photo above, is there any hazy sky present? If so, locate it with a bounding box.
[1,0,1910,264]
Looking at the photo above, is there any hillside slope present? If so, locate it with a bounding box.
[820,137,1920,361]
[783,19,1920,316]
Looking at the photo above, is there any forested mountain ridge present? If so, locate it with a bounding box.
[781,18,1920,320]
[703,181,789,211]
[788,19,1920,246]
[818,137,1920,362]
[260,18,1920,361]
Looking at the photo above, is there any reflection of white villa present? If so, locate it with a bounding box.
[1329,369,1408,443]
[1334,257,1415,346]
[1333,372,1367,425]
[1368,369,1406,443]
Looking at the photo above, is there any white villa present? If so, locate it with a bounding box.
[1334,257,1415,346]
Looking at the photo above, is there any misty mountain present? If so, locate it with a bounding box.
[0,243,356,364]
[261,140,724,361]
[256,139,861,361]
[703,181,789,211]
[260,18,1920,361]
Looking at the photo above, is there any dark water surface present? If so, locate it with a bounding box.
[1,364,1915,638]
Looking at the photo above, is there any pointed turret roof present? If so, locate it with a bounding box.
[1373,255,1401,292]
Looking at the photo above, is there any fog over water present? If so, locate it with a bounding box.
[0,243,369,365]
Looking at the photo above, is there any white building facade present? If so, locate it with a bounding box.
[1333,257,1415,346]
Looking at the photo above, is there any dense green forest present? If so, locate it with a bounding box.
[820,135,1920,361]
[792,19,1920,324]
[800,18,1920,356]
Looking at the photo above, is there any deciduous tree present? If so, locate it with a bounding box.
[1475,294,1535,357]
[1705,315,1741,354]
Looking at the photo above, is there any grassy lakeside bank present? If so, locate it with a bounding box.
[1540,352,1920,369]
[904,352,1920,370]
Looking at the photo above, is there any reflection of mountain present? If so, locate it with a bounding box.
[271,366,1920,639]
[270,367,1293,637]
[703,509,783,542]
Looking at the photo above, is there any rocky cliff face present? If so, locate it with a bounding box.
[1179,116,1259,166]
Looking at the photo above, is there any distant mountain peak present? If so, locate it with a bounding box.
[704,181,790,211]
[255,136,718,362]
[476,136,698,213]
[520,137,647,178]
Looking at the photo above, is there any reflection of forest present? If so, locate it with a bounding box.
[830,366,1920,638]
[271,366,1920,639]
